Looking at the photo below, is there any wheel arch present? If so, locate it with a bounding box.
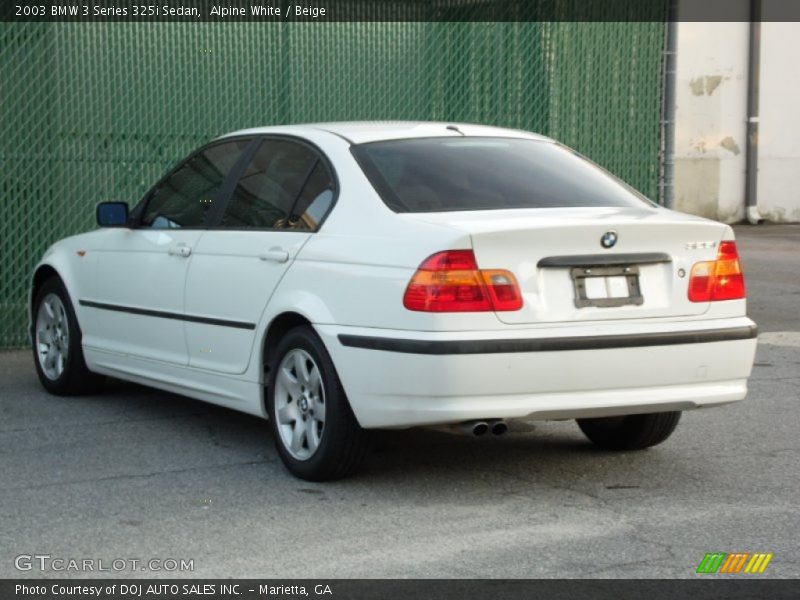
[255,285,338,380]
[260,311,313,413]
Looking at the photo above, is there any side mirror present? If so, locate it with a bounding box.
[96,201,129,227]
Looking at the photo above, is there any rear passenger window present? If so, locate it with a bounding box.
[221,139,320,229]
[287,161,335,231]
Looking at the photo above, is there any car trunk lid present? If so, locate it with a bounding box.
[403,206,727,324]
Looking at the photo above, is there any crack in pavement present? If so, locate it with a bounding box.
[0,411,211,435]
[5,459,275,492]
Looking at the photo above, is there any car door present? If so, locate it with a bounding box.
[184,137,336,374]
[86,138,253,365]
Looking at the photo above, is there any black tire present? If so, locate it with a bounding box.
[31,276,104,396]
[266,325,370,481]
[577,411,681,451]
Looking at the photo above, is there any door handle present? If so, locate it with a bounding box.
[168,244,192,258]
[259,247,290,263]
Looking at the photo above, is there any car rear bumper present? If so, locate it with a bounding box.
[316,317,758,428]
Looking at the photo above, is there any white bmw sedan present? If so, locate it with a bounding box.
[30,122,757,480]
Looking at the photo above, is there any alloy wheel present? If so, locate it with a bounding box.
[35,292,70,380]
[274,348,326,460]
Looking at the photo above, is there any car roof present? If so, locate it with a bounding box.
[218,121,551,145]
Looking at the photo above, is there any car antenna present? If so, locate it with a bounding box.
[446,125,465,136]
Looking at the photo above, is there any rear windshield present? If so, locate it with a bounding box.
[351,137,652,213]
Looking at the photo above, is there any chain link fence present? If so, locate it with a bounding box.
[0,18,665,348]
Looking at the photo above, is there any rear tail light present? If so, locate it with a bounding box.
[403,250,523,312]
[688,240,746,302]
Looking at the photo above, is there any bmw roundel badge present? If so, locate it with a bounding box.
[601,230,618,249]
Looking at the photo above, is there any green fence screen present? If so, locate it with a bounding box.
[0,19,665,348]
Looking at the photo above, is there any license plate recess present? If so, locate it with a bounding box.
[570,265,644,308]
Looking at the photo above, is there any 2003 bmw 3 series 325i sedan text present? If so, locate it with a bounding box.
[30,122,757,480]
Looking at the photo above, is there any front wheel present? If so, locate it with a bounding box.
[266,325,370,481]
[577,411,682,451]
[32,277,104,395]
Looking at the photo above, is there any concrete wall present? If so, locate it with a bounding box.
[673,2,800,223]
[673,18,749,222]
[758,21,800,222]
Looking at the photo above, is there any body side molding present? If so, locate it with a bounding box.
[79,300,256,330]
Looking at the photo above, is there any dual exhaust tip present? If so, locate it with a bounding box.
[458,419,507,437]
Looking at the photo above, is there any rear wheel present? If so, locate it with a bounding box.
[266,325,370,481]
[32,277,104,395]
[577,411,681,451]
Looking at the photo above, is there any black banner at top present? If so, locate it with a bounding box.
[2,0,800,23]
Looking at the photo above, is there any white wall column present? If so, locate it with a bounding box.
[757,21,800,222]
[673,14,749,223]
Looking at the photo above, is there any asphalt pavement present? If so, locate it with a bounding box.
[1,224,798,579]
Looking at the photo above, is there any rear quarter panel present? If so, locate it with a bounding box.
[259,130,510,344]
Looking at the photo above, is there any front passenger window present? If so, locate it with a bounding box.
[141,140,249,228]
